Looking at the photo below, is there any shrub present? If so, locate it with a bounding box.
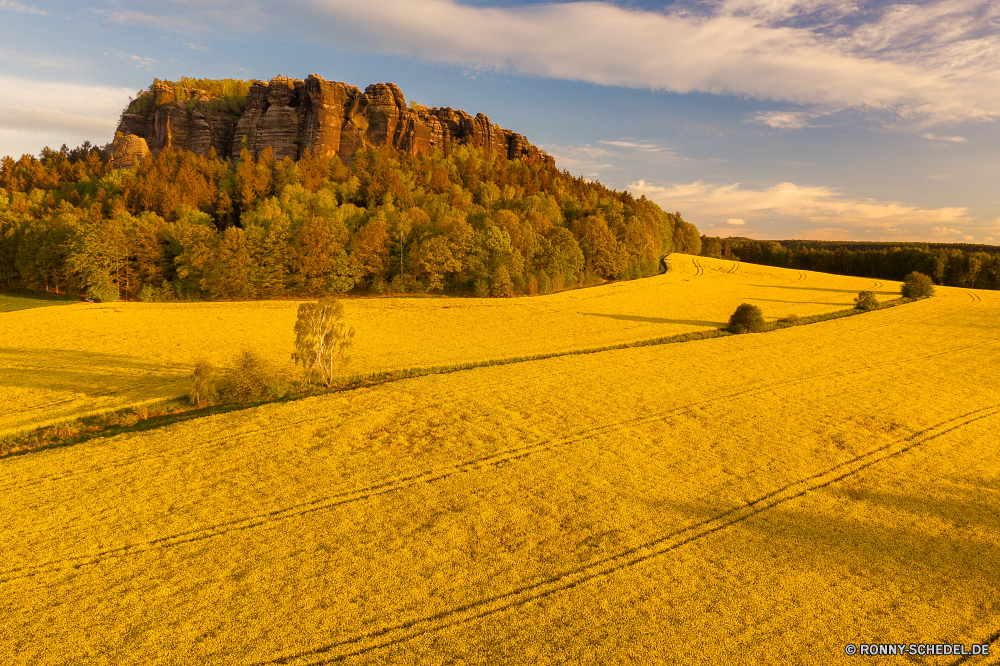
[901,271,935,298]
[219,349,283,404]
[87,279,119,303]
[473,278,489,298]
[778,314,800,324]
[138,284,159,303]
[189,359,218,408]
[854,291,879,311]
[728,303,766,334]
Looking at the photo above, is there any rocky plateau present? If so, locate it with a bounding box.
[111,75,555,170]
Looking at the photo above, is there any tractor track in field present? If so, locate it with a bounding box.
[0,414,328,494]
[6,333,1000,584]
[682,258,705,281]
[727,262,739,274]
[7,287,974,493]
[250,405,1000,666]
[2,295,991,499]
[871,281,883,289]
[795,270,807,282]
[949,627,1000,665]
[967,291,982,304]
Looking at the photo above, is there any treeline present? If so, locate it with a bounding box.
[701,236,1000,290]
[0,142,701,301]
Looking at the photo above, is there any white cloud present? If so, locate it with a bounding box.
[599,140,672,153]
[0,76,135,152]
[130,54,159,70]
[538,143,613,179]
[724,218,746,225]
[296,0,1000,122]
[94,0,1000,123]
[749,110,823,129]
[629,178,982,240]
[920,132,967,142]
[0,0,47,16]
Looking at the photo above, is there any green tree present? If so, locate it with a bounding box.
[901,271,935,298]
[209,226,256,299]
[292,297,356,388]
[189,359,217,408]
[854,291,879,311]
[728,303,766,334]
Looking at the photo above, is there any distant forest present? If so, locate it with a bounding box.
[701,236,1000,290]
[0,142,701,300]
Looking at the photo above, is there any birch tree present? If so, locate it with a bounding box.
[292,297,355,388]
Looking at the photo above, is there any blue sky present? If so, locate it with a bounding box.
[2,0,998,242]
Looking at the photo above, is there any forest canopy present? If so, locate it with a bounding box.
[0,141,701,301]
[700,236,1000,291]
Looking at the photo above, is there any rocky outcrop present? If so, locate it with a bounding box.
[115,75,555,168]
[108,134,151,169]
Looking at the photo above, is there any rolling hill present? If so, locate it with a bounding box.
[1,257,998,664]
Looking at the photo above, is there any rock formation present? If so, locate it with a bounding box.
[107,133,151,169]
[115,75,555,168]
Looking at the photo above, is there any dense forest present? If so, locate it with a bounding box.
[701,236,1000,290]
[0,141,702,301]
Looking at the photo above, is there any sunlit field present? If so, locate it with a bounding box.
[1,262,997,664]
[0,255,901,438]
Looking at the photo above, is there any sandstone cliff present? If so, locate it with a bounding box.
[115,75,555,168]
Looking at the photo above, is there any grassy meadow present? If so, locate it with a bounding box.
[1,255,998,664]
[1,255,901,439]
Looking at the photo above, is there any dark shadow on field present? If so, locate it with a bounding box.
[0,347,189,397]
[663,476,999,636]
[581,313,727,327]
[0,293,76,313]
[748,284,898,296]
[748,298,853,306]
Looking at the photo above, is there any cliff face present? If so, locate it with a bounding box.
[114,75,555,168]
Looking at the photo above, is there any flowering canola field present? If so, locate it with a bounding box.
[2,259,998,664]
[1,255,893,438]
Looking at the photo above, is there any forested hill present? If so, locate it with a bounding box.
[701,236,1000,290]
[0,134,701,301]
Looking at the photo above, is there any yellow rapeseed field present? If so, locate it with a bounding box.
[1,255,899,438]
[1,270,997,664]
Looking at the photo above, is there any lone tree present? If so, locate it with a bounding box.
[189,359,217,408]
[901,271,935,298]
[854,290,879,311]
[293,297,356,388]
[728,303,766,334]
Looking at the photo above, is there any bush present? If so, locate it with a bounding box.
[219,349,284,404]
[87,279,119,303]
[138,284,159,303]
[189,359,218,408]
[854,290,879,311]
[901,271,935,298]
[728,303,766,334]
[778,314,800,324]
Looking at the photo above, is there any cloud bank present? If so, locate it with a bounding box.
[629,179,985,241]
[0,75,135,142]
[170,0,1000,123]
